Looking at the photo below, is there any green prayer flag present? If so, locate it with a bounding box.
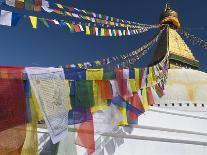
[75,80,95,108]
[39,18,50,28]
[25,0,34,10]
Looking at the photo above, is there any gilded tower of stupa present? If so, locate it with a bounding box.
[151,4,199,69]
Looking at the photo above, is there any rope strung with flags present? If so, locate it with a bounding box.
[1,0,158,29]
[61,29,164,69]
[0,9,153,37]
[179,29,207,50]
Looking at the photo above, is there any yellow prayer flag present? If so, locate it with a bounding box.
[101,28,105,36]
[113,29,117,36]
[56,3,64,9]
[117,106,128,126]
[142,88,150,111]
[134,68,140,89]
[29,16,37,29]
[129,79,137,92]
[21,96,38,155]
[148,67,154,86]
[31,89,43,121]
[86,68,103,80]
[65,80,72,111]
[85,26,90,35]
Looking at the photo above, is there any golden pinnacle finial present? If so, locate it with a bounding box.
[165,3,171,11]
[160,3,181,29]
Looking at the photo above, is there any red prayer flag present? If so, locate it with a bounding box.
[115,69,132,99]
[96,80,113,99]
[0,66,26,132]
[74,24,81,32]
[147,87,155,106]
[76,119,95,155]
[129,93,145,120]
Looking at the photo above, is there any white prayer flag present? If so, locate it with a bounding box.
[26,67,68,144]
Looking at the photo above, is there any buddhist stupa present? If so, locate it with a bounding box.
[38,4,207,155]
[98,4,207,155]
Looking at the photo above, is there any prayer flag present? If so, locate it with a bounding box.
[34,0,41,11]
[129,93,145,119]
[0,10,21,26]
[5,0,15,6]
[91,81,108,112]
[86,68,103,80]
[29,16,37,29]
[147,87,155,106]
[75,80,95,108]
[39,18,49,28]
[56,3,64,9]
[85,25,90,35]
[0,66,26,132]
[65,22,74,33]
[26,67,68,144]
[142,88,150,111]
[115,68,132,99]
[15,0,24,8]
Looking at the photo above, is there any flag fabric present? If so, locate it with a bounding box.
[75,118,95,155]
[15,0,24,8]
[86,68,103,80]
[0,66,26,132]
[25,67,68,144]
[115,69,132,99]
[91,81,108,112]
[29,16,37,29]
[39,18,49,28]
[142,88,150,111]
[5,0,15,6]
[75,80,95,108]
[129,93,144,120]
[93,104,123,134]
[0,10,21,26]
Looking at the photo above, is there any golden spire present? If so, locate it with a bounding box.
[160,3,180,29]
[150,4,199,69]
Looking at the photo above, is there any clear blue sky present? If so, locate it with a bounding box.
[0,0,207,71]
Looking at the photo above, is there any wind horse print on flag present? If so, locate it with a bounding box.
[26,67,68,144]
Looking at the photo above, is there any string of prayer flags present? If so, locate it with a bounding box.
[25,67,69,144]
[41,0,158,29]
[63,29,163,69]
[179,29,207,50]
[0,10,21,26]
